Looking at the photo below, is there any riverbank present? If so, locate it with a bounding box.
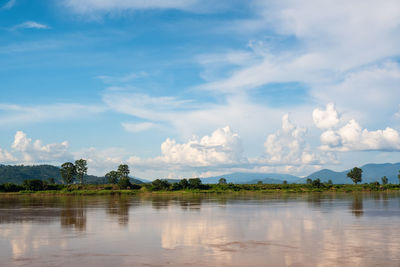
[1,183,400,195]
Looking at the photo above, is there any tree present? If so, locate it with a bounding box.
[152,179,170,190]
[179,178,189,189]
[327,179,333,185]
[312,178,321,188]
[75,159,88,184]
[118,177,132,189]
[283,180,288,185]
[23,179,47,191]
[306,178,312,184]
[218,178,227,185]
[381,176,388,185]
[188,178,202,189]
[105,171,119,184]
[117,164,130,180]
[60,162,76,184]
[398,170,400,184]
[257,181,263,185]
[347,167,362,184]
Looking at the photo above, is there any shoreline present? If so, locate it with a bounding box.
[1,184,400,196]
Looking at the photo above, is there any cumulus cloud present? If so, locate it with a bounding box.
[0,148,16,162]
[262,114,322,165]
[11,131,71,163]
[314,105,400,151]
[320,120,400,152]
[313,103,340,129]
[160,126,244,167]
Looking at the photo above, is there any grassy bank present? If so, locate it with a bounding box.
[1,182,400,196]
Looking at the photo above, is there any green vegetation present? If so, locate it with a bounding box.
[1,178,400,195]
[60,162,76,184]
[0,164,144,184]
[347,167,363,184]
[2,165,400,195]
[75,159,88,184]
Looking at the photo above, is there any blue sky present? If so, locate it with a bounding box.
[1,0,400,179]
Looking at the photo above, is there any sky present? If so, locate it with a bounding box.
[1,0,400,179]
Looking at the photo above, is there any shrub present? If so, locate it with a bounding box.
[2,183,24,192]
[151,179,171,191]
[23,179,48,191]
[118,178,132,189]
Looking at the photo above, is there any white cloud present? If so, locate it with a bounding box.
[0,103,104,125]
[2,0,15,9]
[74,147,126,175]
[122,122,156,133]
[160,126,244,167]
[195,1,400,126]
[0,148,16,162]
[320,120,400,152]
[10,131,72,163]
[96,71,148,84]
[312,62,400,123]
[11,21,50,30]
[313,103,340,129]
[62,0,227,16]
[262,114,326,165]
[315,105,400,152]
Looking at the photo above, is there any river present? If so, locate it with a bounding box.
[1,192,400,266]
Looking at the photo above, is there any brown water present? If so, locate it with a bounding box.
[1,192,400,267]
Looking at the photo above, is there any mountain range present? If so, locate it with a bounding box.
[1,162,400,184]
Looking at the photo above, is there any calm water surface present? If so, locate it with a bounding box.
[1,192,400,266]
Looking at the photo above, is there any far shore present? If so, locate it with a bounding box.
[1,183,400,196]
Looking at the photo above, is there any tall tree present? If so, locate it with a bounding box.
[105,171,119,184]
[381,176,388,185]
[75,159,87,184]
[398,170,400,184]
[218,178,227,185]
[347,167,362,184]
[117,164,130,180]
[60,162,76,184]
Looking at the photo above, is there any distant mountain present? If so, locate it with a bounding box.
[305,163,400,184]
[2,162,400,185]
[200,172,300,184]
[0,164,144,184]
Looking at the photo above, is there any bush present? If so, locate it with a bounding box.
[171,182,183,191]
[2,183,24,192]
[130,183,142,190]
[23,179,48,191]
[312,178,322,188]
[151,179,171,191]
[118,178,132,189]
[188,178,202,189]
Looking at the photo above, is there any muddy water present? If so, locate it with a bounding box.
[1,192,400,266]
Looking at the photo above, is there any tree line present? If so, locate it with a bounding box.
[346,167,400,185]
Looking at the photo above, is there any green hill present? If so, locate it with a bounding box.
[0,164,144,184]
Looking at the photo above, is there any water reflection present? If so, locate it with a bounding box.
[1,192,400,266]
[350,194,364,217]
[60,198,86,231]
[106,196,131,226]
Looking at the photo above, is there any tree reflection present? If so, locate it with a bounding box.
[350,194,364,217]
[106,196,131,226]
[60,197,86,231]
